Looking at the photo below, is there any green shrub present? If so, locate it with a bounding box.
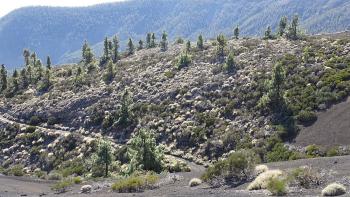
[267,177,287,196]
[296,110,317,125]
[266,143,292,162]
[326,147,339,157]
[164,71,175,78]
[29,116,41,126]
[201,150,259,186]
[176,53,192,70]
[25,126,36,133]
[306,144,321,158]
[289,166,321,189]
[47,117,58,125]
[111,173,159,193]
[10,165,24,176]
[35,170,47,179]
[60,159,86,177]
[51,179,73,192]
[73,176,82,184]
[48,171,63,180]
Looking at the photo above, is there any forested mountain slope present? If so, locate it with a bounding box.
[0,0,350,69]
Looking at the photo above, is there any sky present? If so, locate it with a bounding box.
[0,0,124,18]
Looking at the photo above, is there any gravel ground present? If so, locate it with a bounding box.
[1,155,350,197]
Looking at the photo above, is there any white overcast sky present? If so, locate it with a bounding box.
[0,0,125,18]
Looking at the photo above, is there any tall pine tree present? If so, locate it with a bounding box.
[112,36,120,63]
[0,64,7,93]
[197,34,204,50]
[234,26,240,39]
[127,38,135,55]
[160,31,168,51]
[46,56,52,70]
[278,16,288,37]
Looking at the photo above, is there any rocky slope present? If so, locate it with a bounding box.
[1,32,350,165]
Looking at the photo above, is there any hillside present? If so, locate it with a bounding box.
[0,30,350,196]
[1,0,350,69]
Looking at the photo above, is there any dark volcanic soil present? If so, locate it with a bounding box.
[1,155,350,197]
[295,97,350,147]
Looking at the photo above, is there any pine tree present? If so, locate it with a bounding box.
[225,53,236,73]
[197,34,204,50]
[264,26,273,40]
[94,139,114,177]
[23,49,30,66]
[103,61,114,84]
[0,64,7,92]
[138,40,144,50]
[20,69,29,89]
[186,40,191,52]
[46,56,51,70]
[103,37,110,61]
[287,15,299,40]
[82,41,94,65]
[31,52,37,67]
[278,16,288,37]
[160,31,168,51]
[127,129,164,173]
[151,33,156,48]
[127,38,135,55]
[234,26,240,39]
[117,90,132,126]
[146,33,152,48]
[269,62,285,110]
[112,36,119,63]
[12,69,19,92]
[216,34,227,57]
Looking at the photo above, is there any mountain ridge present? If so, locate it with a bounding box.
[1,0,350,69]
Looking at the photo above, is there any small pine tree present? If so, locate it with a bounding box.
[23,49,30,66]
[84,47,94,65]
[94,139,114,177]
[151,33,156,48]
[46,56,51,70]
[176,52,192,70]
[103,37,110,61]
[118,90,132,126]
[160,31,168,51]
[82,40,88,59]
[31,52,37,67]
[138,40,144,50]
[186,40,191,52]
[269,62,285,111]
[225,53,236,73]
[264,26,273,40]
[0,64,7,92]
[112,36,120,63]
[278,16,288,37]
[128,129,164,173]
[234,26,240,39]
[146,33,152,48]
[12,69,19,92]
[103,61,114,84]
[287,15,299,40]
[197,34,204,50]
[20,69,29,89]
[127,38,135,55]
[216,34,227,57]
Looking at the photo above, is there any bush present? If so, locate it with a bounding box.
[189,178,202,187]
[306,144,321,158]
[326,147,339,157]
[296,110,317,125]
[202,150,259,187]
[48,171,63,180]
[247,170,284,190]
[289,166,321,189]
[73,176,82,184]
[321,183,346,196]
[51,179,73,193]
[254,165,269,175]
[176,53,192,70]
[29,116,41,126]
[35,170,47,179]
[267,177,288,196]
[9,165,24,176]
[111,173,159,193]
[25,126,36,133]
[266,143,292,162]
